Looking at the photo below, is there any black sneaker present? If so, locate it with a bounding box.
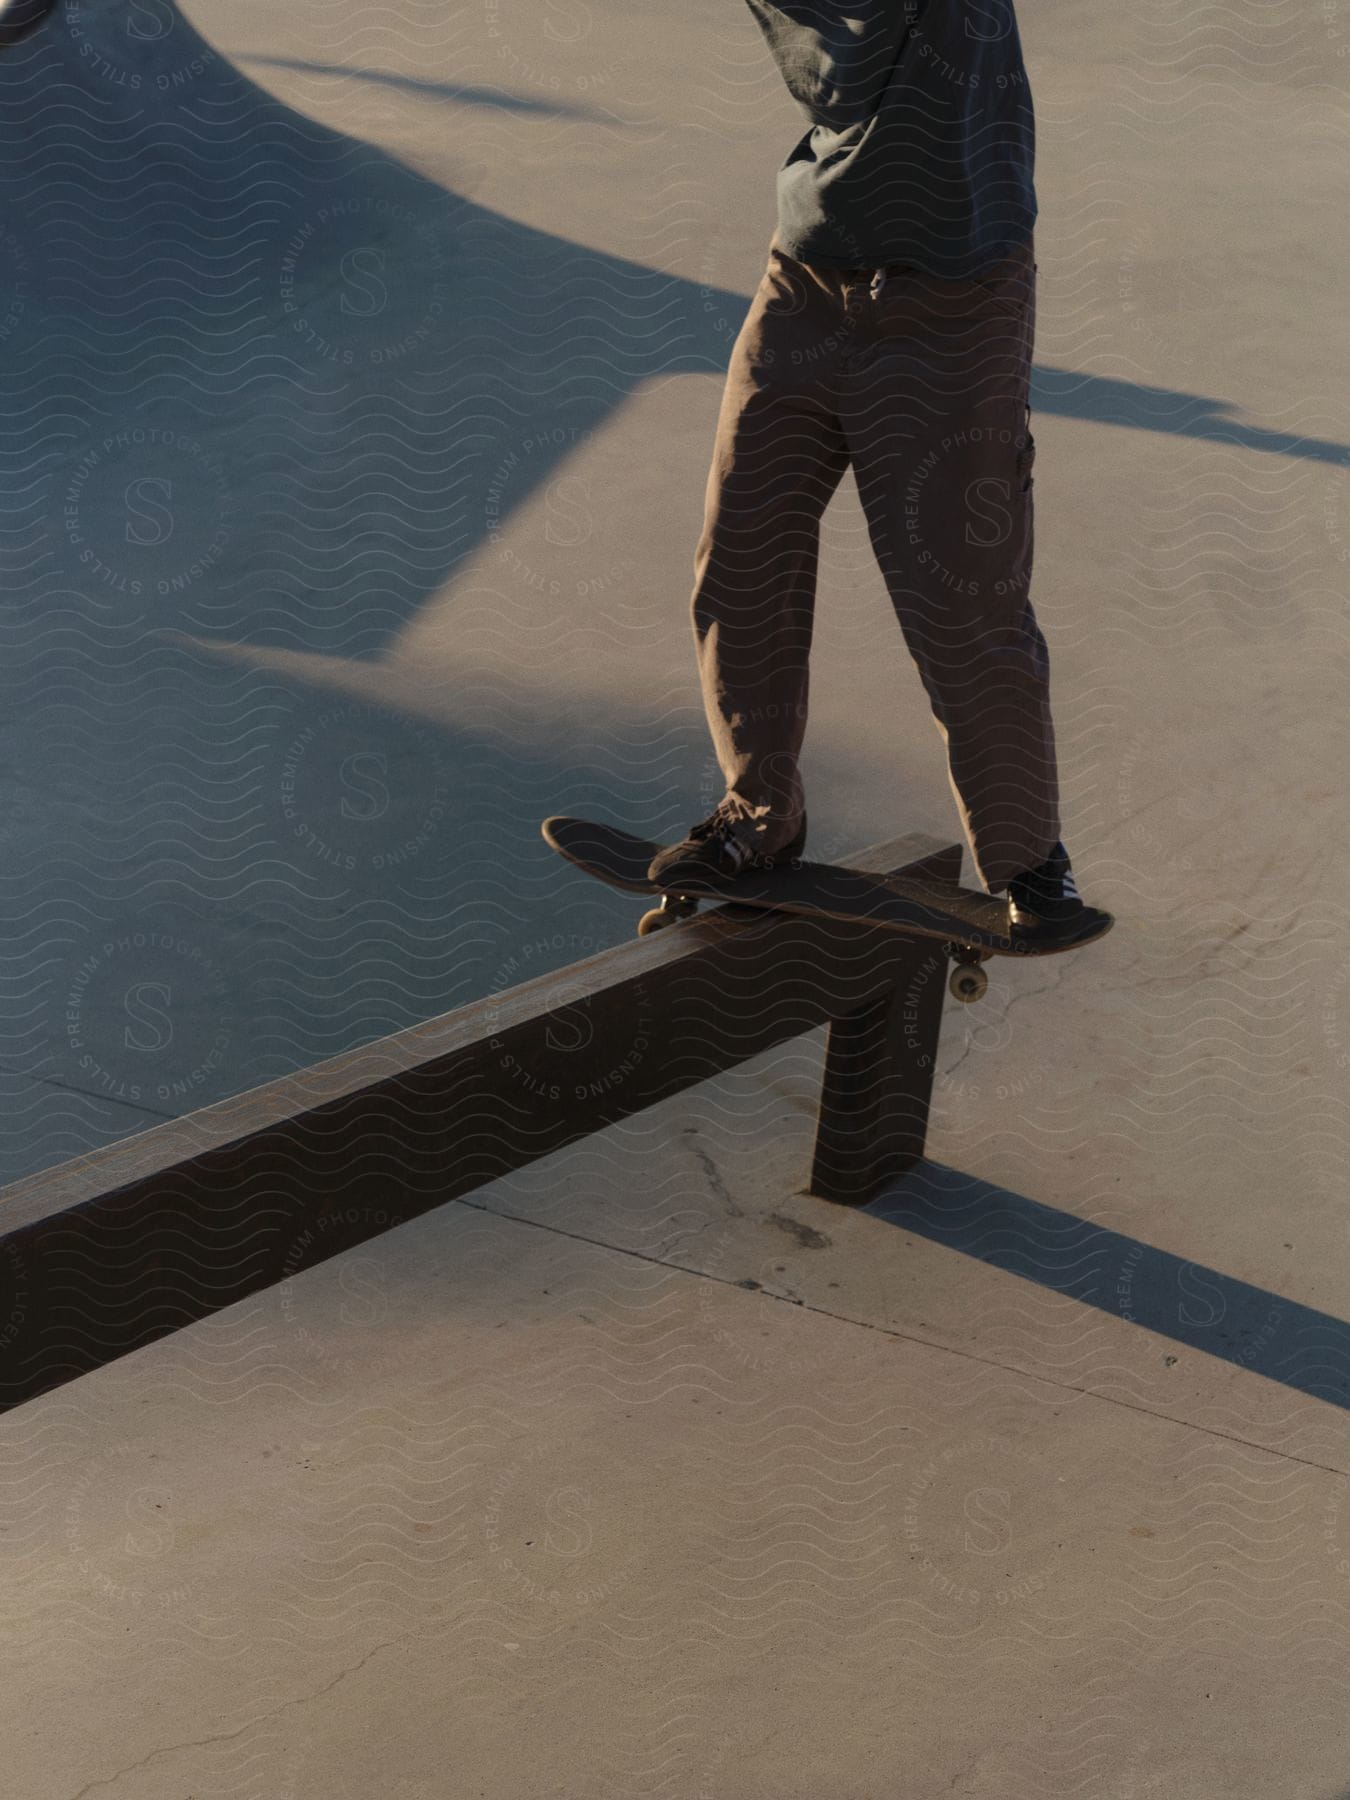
[1007,840,1085,930]
[647,806,807,890]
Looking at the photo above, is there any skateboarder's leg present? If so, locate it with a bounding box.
[839,241,1061,892]
[690,244,852,842]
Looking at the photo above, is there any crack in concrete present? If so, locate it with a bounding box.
[679,1125,743,1220]
[63,1631,412,1800]
[940,964,1065,1078]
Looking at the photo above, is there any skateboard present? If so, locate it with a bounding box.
[542,816,1113,1003]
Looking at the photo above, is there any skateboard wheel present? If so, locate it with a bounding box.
[949,962,988,1003]
[637,895,697,936]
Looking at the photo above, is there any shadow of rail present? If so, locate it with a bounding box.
[870,1161,1350,1410]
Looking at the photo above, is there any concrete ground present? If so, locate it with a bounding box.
[2,0,1348,1794]
[4,1048,1350,1798]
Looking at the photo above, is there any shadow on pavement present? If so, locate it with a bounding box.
[871,1161,1350,1410]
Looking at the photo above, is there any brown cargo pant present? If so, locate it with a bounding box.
[690,232,1059,892]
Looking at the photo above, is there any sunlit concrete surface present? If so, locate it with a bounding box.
[4,1047,1349,1799]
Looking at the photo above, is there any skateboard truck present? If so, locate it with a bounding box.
[637,893,699,936]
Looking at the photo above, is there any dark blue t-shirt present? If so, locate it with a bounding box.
[743,0,1037,277]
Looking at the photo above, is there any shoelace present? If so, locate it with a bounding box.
[689,811,734,844]
[688,811,750,870]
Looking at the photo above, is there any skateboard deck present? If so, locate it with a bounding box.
[542,816,1112,1001]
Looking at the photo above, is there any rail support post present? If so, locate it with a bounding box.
[808,844,961,1205]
